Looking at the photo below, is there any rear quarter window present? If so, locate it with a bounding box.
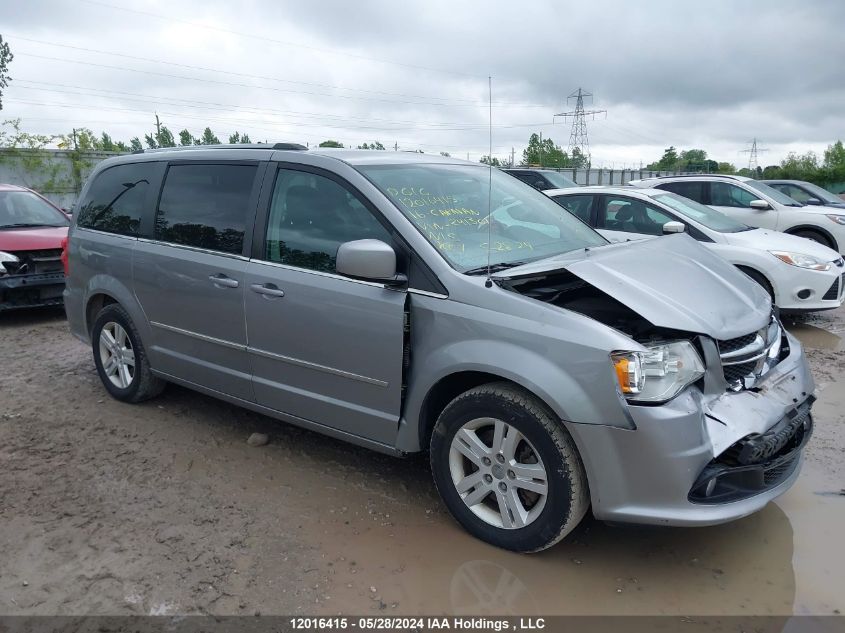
[77,162,156,236]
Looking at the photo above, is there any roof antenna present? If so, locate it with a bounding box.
[485,75,494,288]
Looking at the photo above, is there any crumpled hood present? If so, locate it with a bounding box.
[0,226,68,251]
[495,233,771,339]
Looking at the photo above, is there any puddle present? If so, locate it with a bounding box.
[786,322,843,352]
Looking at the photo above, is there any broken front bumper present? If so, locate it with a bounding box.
[566,328,814,526]
[0,272,66,311]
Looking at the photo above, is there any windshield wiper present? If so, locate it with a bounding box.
[463,261,530,275]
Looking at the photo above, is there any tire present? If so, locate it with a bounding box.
[430,382,589,553]
[737,266,775,305]
[91,303,165,403]
[791,229,834,250]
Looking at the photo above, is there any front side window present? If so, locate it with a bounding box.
[77,162,155,235]
[598,197,674,236]
[776,184,813,204]
[155,163,257,255]
[744,180,803,207]
[0,191,69,229]
[656,180,706,203]
[358,163,606,272]
[552,194,594,224]
[651,192,749,233]
[264,168,392,273]
[710,182,758,208]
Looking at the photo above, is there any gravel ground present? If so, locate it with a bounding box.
[0,305,843,616]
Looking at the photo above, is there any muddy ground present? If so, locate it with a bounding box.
[1,305,843,617]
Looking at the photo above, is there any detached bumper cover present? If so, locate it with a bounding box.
[0,272,66,310]
[567,329,814,527]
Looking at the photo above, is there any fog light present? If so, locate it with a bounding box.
[704,478,718,497]
[797,289,812,300]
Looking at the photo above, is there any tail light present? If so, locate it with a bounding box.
[60,236,70,276]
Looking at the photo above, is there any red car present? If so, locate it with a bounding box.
[0,184,70,311]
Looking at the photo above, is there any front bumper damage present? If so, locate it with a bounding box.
[567,328,814,527]
[0,272,66,311]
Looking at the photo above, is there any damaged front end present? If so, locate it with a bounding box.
[0,248,66,311]
[494,236,814,524]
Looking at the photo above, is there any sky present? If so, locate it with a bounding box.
[2,0,844,168]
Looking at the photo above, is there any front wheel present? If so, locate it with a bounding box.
[430,383,589,552]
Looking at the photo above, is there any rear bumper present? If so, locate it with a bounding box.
[567,329,814,527]
[0,272,66,311]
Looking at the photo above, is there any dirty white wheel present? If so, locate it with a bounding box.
[99,322,135,388]
[449,417,548,529]
[431,382,589,552]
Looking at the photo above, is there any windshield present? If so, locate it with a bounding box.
[0,191,69,229]
[799,182,844,204]
[358,163,607,272]
[744,180,803,207]
[652,192,751,233]
[540,171,578,189]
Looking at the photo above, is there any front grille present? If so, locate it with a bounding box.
[764,456,797,485]
[3,249,64,275]
[718,332,757,354]
[822,274,843,301]
[723,361,757,383]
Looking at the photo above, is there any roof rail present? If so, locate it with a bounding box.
[133,143,308,154]
[654,173,742,181]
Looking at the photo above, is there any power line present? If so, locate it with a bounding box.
[554,88,607,165]
[77,0,482,78]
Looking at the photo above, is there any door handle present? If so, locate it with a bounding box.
[209,274,239,289]
[250,283,285,298]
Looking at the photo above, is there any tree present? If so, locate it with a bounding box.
[144,133,158,149]
[647,146,679,170]
[823,140,845,170]
[241,133,251,143]
[0,35,13,110]
[199,127,220,145]
[480,155,503,167]
[99,132,116,152]
[130,137,143,153]
[357,141,385,150]
[570,147,588,169]
[440,151,451,157]
[717,162,737,174]
[522,133,568,168]
[228,131,241,144]
[156,126,176,148]
[178,129,194,146]
[319,139,344,148]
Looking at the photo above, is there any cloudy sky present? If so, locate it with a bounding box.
[2,0,843,168]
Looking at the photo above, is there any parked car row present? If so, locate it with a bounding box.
[60,146,815,552]
[0,184,70,312]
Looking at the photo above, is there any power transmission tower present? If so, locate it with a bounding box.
[554,88,606,166]
[741,138,768,171]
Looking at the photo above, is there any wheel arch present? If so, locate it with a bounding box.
[81,274,151,345]
[783,224,838,251]
[734,264,777,304]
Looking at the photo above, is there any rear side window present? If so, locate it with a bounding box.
[155,163,257,255]
[264,168,392,273]
[656,181,706,203]
[77,162,155,236]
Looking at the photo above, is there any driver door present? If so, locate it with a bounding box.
[244,165,407,445]
[708,182,779,230]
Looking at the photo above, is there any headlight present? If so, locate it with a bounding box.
[0,251,20,275]
[611,340,705,403]
[769,250,831,271]
[826,214,845,226]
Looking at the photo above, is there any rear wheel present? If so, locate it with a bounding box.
[91,304,165,403]
[430,383,589,552]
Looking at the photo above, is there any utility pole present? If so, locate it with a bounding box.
[394,141,398,151]
[511,146,515,167]
[155,114,161,138]
[741,138,768,172]
[554,88,607,166]
[539,131,543,167]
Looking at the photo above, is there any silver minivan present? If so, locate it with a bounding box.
[64,146,814,552]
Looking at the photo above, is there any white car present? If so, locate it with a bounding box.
[628,174,845,256]
[541,186,844,312]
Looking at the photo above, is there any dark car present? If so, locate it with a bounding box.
[503,168,578,191]
[0,184,70,311]
[763,179,845,209]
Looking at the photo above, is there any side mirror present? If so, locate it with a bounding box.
[663,221,686,234]
[336,239,406,286]
[749,199,770,210]
[805,199,822,206]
